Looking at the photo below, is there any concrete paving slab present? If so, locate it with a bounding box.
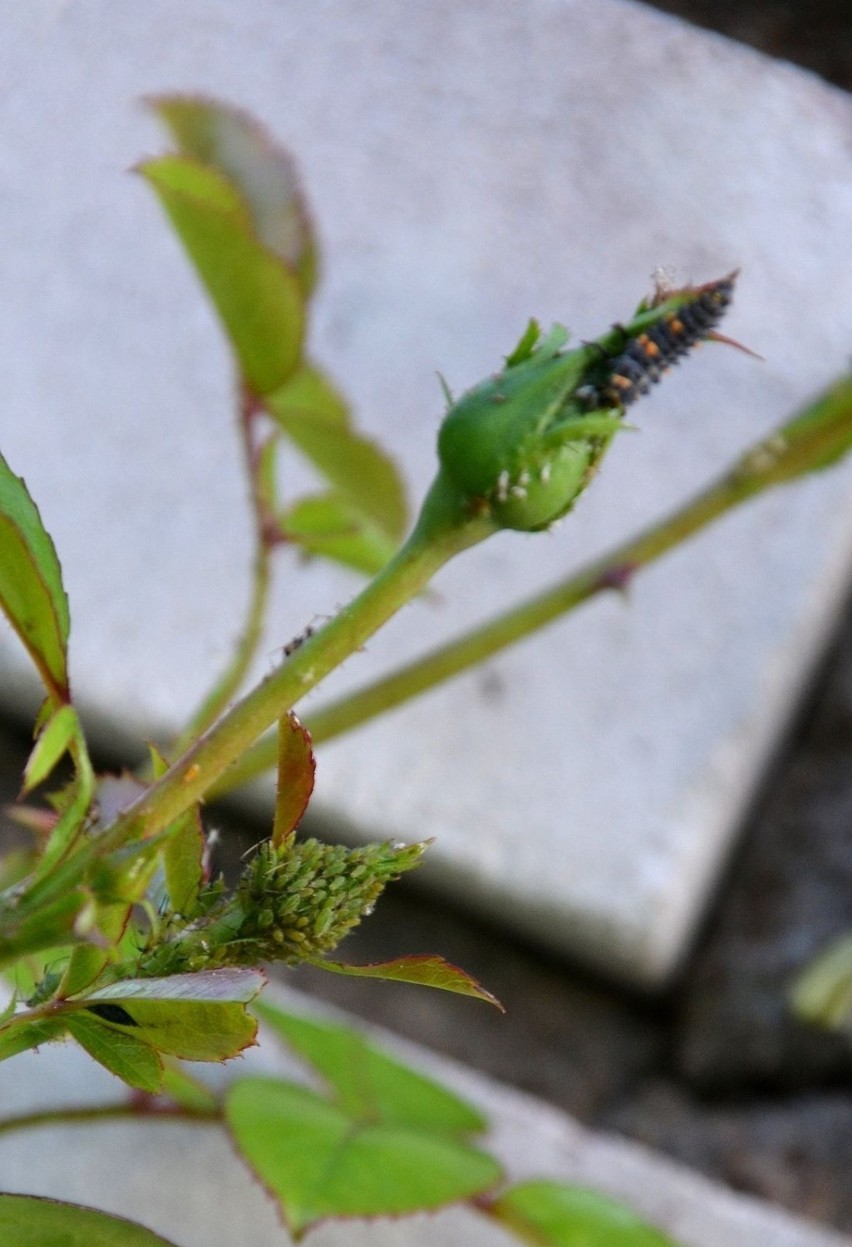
[1,1,852,985]
[0,985,848,1247]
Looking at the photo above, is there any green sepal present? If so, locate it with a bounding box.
[438,334,618,531]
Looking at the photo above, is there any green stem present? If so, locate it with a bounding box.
[0,1102,219,1137]
[9,376,852,930]
[216,476,737,787]
[213,375,852,792]
[172,388,274,753]
[177,538,273,748]
[310,474,739,730]
[98,472,495,851]
[6,477,489,925]
[174,543,272,753]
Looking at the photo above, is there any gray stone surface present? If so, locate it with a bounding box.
[1,0,852,985]
[0,984,848,1247]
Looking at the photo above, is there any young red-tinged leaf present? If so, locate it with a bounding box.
[70,968,264,1061]
[226,1076,501,1237]
[313,953,503,1010]
[149,744,206,917]
[272,712,315,847]
[0,1195,180,1247]
[151,95,318,295]
[492,1181,678,1246]
[65,1011,164,1093]
[266,397,407,539]
[22,705,79,794]
[4,803,56,839]
[0,452,70,703]
[140,155,305,397]
[281,491,400,575]
[256,1000,486,1134]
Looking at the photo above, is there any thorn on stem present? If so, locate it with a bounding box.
[594,562,638,595]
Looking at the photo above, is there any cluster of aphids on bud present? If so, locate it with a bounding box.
[584,271,738,410]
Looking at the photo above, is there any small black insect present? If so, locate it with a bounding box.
[599,272,737,408]
[283,624,315,658]
[86,1002,139,1027]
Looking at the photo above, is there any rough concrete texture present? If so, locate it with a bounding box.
[0,985,847,1247]
[1,1,852,986]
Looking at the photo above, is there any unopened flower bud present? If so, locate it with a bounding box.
[436,273,737,532]
[437,323,623,531]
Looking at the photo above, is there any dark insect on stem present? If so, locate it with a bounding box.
[86,1003,139,1027]
[283,624,316,658]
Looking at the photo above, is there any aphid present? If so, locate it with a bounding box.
[599,271,737,408]
[283,624,316,658]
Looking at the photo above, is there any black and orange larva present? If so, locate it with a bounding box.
[599,272,737,408]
